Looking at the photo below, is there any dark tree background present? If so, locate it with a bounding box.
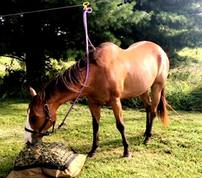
[0,0,202,90]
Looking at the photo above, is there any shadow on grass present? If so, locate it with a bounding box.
[68,134,145,155]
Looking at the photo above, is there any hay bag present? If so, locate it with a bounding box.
[7,142,87,178]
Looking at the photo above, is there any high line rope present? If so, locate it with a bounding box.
[0,0,125,18]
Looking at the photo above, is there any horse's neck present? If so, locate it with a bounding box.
[46,61,90,110]
[47,89,82,111]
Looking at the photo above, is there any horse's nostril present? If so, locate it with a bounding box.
[26,141,31,145]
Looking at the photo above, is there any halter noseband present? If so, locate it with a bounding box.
[25,104,55,137]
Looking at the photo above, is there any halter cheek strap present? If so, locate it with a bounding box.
[25,104,55,137]
[24,127,50,136]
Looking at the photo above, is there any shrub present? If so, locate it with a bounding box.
[121,98,143,109]
[0,69,27,98]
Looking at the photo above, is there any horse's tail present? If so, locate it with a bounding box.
[157,88,169,127]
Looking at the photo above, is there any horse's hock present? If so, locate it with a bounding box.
[7,142,87,178]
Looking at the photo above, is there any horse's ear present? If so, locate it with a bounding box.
[29,87,37,97]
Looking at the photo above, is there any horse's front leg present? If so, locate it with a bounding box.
[111,97,130,157]
[88,101,101,157]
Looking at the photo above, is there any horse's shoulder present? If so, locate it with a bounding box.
[93,42,120,66]
[98,42,118,48]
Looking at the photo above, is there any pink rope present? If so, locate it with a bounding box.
[58,6,94,129]
[83,6,95,85]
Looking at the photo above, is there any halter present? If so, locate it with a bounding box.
[25,104,56,136]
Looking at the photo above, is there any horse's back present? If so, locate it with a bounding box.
[94,41,168,69]
[89,41,169,101]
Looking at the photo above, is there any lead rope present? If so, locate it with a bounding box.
[57,2,93,129]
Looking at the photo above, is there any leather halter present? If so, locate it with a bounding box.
[25,104,55,136]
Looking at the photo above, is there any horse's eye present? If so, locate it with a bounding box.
[30,116,37,124]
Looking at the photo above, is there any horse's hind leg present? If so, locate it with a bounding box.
[140,92,152,143]
[88,100,101,157]
[111,97,130,157]
[143,83,163,144]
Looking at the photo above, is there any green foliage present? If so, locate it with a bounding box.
[121,97,143,108]
[166,47,202,111]
[0,56,22,77]
[0,46,202,111]
[0,1,202,111]
[46,59,75,78]
[156,12,188,28]
[0,69,26,98]
[0,57,27,98]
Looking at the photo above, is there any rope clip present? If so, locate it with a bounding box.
[83,2,92,13]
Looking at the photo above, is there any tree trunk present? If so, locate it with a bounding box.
[23,0,46,89]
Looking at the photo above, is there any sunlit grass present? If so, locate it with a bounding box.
[0,99,201,178]
[177,47,202,63]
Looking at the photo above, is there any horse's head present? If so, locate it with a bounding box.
[25,87,56,144]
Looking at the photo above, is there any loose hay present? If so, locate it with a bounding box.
[7,142,87,178]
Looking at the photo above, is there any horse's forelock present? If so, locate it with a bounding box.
[29,93,45,110]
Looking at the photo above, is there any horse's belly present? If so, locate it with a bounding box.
[121,70,156,99]
[121,81,149,98]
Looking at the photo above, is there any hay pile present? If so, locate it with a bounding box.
[7,142,87,178]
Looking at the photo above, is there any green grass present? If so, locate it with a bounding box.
[0,99,202,178]
[177,47,202,64]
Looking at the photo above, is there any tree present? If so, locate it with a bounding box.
[0,0,202,91]
[0,0,84,88]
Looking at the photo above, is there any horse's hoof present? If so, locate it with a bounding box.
[143,137,150,145]
[123,151,132,158]
[88,151,96,158]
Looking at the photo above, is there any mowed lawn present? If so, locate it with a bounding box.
[0,99,202,178]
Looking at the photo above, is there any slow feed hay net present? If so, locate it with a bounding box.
[7,142,87,178]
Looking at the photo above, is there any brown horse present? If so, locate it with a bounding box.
[25,41,169,157]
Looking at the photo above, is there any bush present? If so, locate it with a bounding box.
[121,98,143,109]
[0,69,27,98]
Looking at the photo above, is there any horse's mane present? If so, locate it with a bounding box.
[36,43,110,102]
[42,59,89,101]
